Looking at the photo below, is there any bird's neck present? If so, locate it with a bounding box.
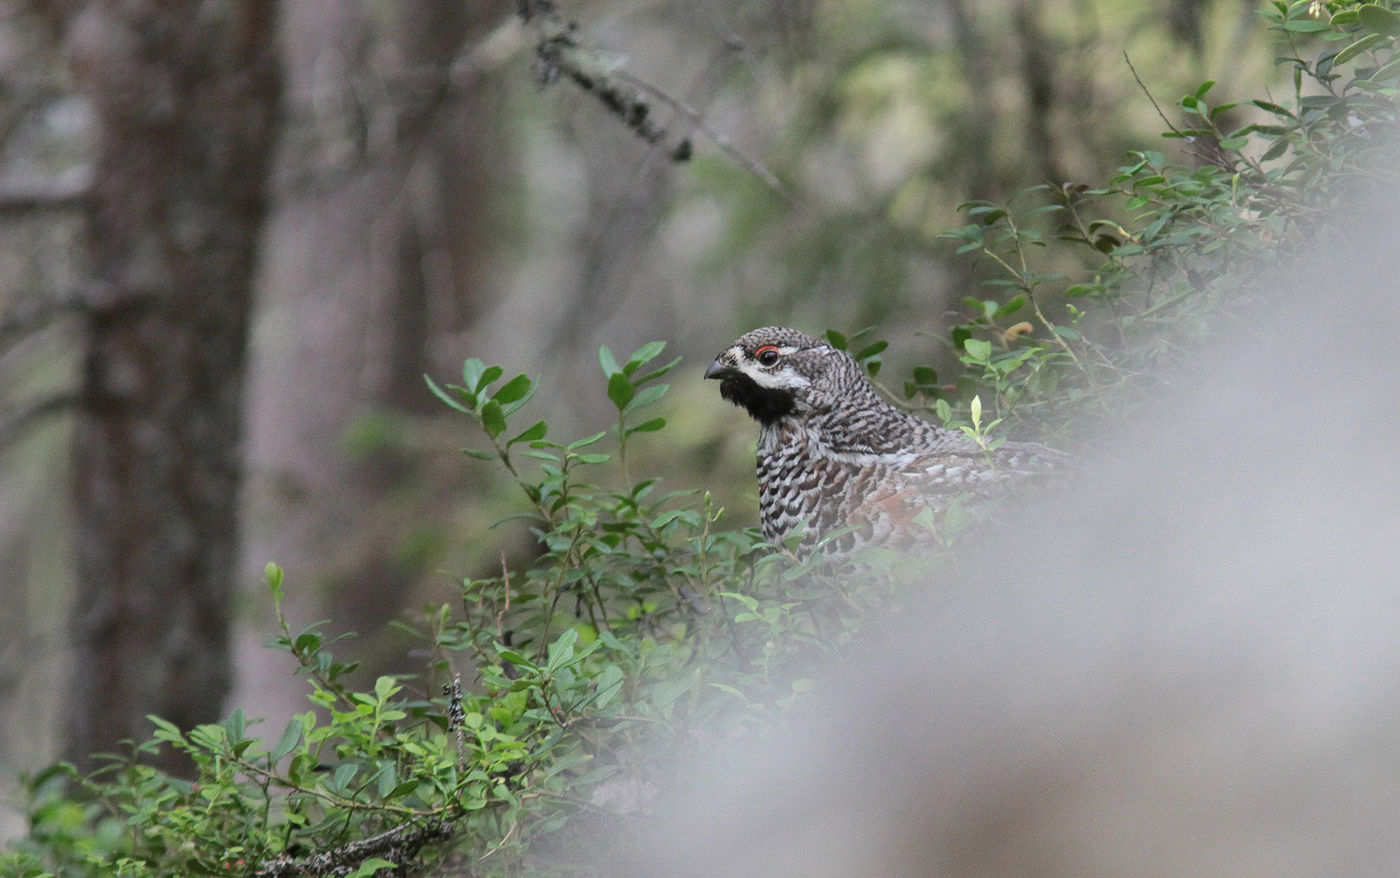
[761,396,937,459]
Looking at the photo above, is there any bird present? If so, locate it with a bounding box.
[704,326,1063,556]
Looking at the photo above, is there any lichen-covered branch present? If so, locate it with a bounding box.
[256,819,455,878]
[518,0,692,161]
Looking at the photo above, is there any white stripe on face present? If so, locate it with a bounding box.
[736,345,811,390]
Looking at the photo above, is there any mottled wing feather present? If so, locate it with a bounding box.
[839,443,1061,553]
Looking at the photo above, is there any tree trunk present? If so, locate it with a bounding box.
[233,0,501,728]
[64,0,280,774]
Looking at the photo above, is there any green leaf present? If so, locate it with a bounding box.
[1208,101,1239,120]
[1280,19,1331,32]
[623,383,667,412]
[854,340,888,360]
[966,203,1007,224]
[462,447,497,460]
[476,365,504,393]
[567,431,608,450]
[962,338,993,361]
[934,397,953,424]
[148,715,185,744]
[224,708,245,743]
[374,675,399,702]
[547,629,579,672]
[607,372,634,409]
[424,374,470,413]
[330,763,357,792]
[593,666,626,709]
[626,417,666,435]
[497,648,540,670]
[624,341,667,375]
[1372,57,1400,81]
[631,355,683,386]
[718,591,759,612]
[507,420,548,447]
[377,764,399,798]
[349,858,398,878]
[462,358,487,390]
[710,683,746,701]
[995,295,1027,318]
[271,718,303,763]
[598,345,621,377]
[824,329,848,350]
[1332,32,1385,66]
[1359,3,1400,36]
[480,400,506,439]
[493,374,534,405]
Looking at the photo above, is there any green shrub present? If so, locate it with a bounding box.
[936,0,1400,435]
[3,340,887,877]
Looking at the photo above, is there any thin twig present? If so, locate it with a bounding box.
[1123,51,1184,140]
[613,69,792,201]
[1123,51,1233,169]
[496,548,512,642]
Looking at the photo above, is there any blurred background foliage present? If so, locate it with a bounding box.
[0,0,1322,824]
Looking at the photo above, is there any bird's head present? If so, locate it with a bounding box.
[704,327,860,425]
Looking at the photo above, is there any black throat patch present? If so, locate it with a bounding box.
[719,375,796,425]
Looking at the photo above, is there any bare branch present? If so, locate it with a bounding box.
[281,4,787,199]
[0,166,91,215]
[514,1,790,197]
[0,394,79,447]
[613,69,792,201]
[523,3,692,162]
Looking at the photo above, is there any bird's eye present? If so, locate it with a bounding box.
[755,345,781,366]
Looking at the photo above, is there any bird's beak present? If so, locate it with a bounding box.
[704,357,735,380]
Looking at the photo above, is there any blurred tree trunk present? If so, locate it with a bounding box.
[947,0,997,200]
[63,0,280,773]
[235,0,500,723]
[1014,0,1066,185]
